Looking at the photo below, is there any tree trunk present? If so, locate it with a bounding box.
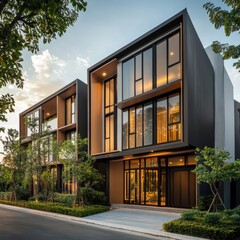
[76,182,84,206]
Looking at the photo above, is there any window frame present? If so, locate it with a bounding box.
[104,78,116,152]
[65,94,76,125]
[122,90,181,150]
[122,101,154,150]
[26,109,41,137]
[122,30,181,101]
[122,46,154,100]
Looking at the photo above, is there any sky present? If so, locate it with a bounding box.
[0,0,239,158]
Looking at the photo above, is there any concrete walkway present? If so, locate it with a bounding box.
[0,204,207,240]
[83,205,207,240]
[84,207,180,231]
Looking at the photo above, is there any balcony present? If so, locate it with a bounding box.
[42,117,57,132]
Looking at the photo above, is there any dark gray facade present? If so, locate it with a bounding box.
[88,10,217,208]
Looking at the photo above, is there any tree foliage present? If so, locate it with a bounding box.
[0,0,87,129]
[59,136,104,205]
[193,147,240,212]
[0,129,25,201]
[204,1,240,70]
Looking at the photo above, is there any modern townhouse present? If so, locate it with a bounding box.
[88,9,237,208]
[19,79,87,194]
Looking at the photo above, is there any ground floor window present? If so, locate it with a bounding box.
[124,154,196,208]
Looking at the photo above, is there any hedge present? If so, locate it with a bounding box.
[163,219,240,240]
[0,200,110,217]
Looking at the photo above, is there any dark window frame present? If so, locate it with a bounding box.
[104,78,116,152]
[122,90,181,150]
[122,46,154,100]
[122,101,154,150]
[122,30,181,101]
[124,154,196,207]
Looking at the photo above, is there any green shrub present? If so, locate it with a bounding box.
[81,188,107,205]
[163,219,240,240]
[181,210,200,221]
[54,193,76,207]
[233,205,240,215]
[204,212,221,225]
[197,195,213,211]
[230,214,240,225]
[16,187,31,201]
[0,200,110,217]
[0,192,12,201]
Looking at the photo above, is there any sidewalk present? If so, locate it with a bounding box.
[0,204,207,240]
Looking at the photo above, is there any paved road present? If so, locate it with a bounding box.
[0,206,167,240]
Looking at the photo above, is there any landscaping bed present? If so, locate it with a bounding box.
[0,200,110,217]
[163,208,240,240]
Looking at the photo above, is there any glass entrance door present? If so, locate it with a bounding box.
[125,168,140,204]
[145,169,158,205]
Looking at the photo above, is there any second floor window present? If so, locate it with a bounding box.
[122,92,181,150]
[66,95,75,125]
[104,78,115,152]
[122,102,153,150]
[26,109,40,137]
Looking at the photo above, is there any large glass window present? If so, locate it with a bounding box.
[104,78,115,152]
[168,93,181,141]
[143,103,153,146]
[129,107,135,148]
[157,93,181,143]
[122,110,128,150]
[122,48,153,100]
[122,102,153,150]
[168,33,181,83]
[136,106,143,147]
[66,95,75,125]
[157,99,167,143]
[26,109,40,137]
[123,32,181,100]
[123,59,134,100]
[143,48,153,92]
[156,32,181,87]
[156,41,167,87]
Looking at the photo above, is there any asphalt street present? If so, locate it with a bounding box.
[0,206,166,240]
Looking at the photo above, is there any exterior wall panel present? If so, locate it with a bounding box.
[183,14,214,149]
[109,160,124,204]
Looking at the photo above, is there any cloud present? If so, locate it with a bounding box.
[31,49,66,78]
[76,56,90,68]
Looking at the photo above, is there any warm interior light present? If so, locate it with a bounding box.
[102,72,107,77]
[170,52,174,56]
[169,161,173,165]
[46,112,50,116]
[179,159,183,162]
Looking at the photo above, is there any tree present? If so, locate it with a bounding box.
[24,116,56,197]
[59,136,104,206]
[0,0,87,130]
[193,147,240,212]
[0,129,25,201]
[204,1,240,70]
